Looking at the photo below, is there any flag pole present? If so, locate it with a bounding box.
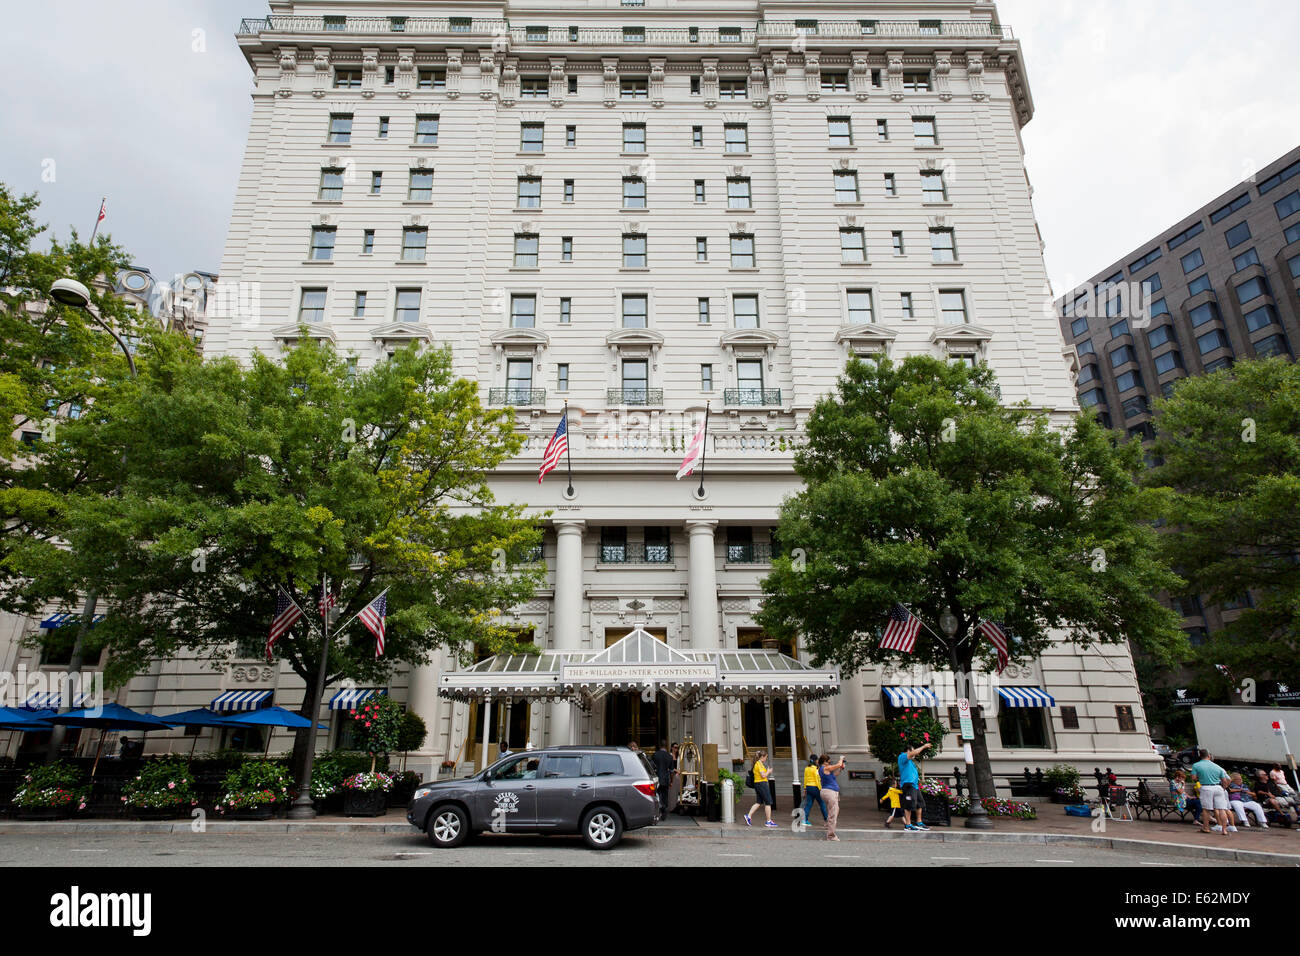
[563,400,574,497]
[905,604,951,652]
[335,586,391,634]
[289,571,332,819]
[89,197,106,244]
[696,402,710,498]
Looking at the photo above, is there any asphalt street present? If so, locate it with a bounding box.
[0,830,1268,867]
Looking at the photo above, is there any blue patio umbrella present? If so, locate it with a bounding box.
[46,702,175,776]
[0,706,54,732]
[221,706,328,756]
[164,708,240,754]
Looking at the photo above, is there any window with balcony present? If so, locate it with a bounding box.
[643,527,672,563]
[726,527,755,562]
[506,359,534,404]
[621,359,649,402]
[600,527,628,563]
[735,360,765,403]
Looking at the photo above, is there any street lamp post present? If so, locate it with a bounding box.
[43,278,136,762]
[941,608,992,830]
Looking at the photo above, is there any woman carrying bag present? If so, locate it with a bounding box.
[744,750,777,828]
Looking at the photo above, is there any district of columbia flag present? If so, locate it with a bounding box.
[676,412,708,479]
[358,591,389,657]
[266,587,304,661]
[977,619,1010,675]
[880,603,921,654]
[539,412,568,483]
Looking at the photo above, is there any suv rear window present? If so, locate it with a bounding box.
[634,752,656,779]
[590,753,625,777]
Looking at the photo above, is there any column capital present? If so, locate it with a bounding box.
[684,519,718,534]
[553,518,586,534]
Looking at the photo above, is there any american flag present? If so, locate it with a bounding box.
[358,591,389,657]
[977,620,1010,675]
[266,587,303,661]
[317,588,336,621]
[880,603,921,653]
[538,412,568,483]
[675,412,708,479]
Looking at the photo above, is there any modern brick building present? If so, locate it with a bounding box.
[1055,144,1300,659]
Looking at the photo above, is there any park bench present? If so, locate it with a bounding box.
[1132,778,1192,823]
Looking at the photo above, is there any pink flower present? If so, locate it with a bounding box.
[167,782,176,790]
[923,733,930,741]
[899,733,905,739]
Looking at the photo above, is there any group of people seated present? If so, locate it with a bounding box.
[1169,763,1298,830]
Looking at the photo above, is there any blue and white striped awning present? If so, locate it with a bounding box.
[39,612,105,629]
[329,688,387,711]
[883,686,939,707]
[210,690,273,712]
[24,690,93,710]
[997,686,1056,708]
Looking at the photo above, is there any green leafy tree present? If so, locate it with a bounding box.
[1146,357,1300,687]
[6,334,545,782]
[757,356,1185,798]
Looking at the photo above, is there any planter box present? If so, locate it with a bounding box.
[343,790,389,817]
[921,792,951,827]
[15,806,75,821]
[228,806,274,821]
[128,805,186,820]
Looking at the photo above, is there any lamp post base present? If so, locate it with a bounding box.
[964,807,993,829]
[286,792,318,820]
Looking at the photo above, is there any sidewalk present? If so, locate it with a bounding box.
[1,803,1296,865]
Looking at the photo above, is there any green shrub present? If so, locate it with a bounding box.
[216,760,294,812]
[11,760,86,809]
[122,757,197,809]
[868,709,947,771]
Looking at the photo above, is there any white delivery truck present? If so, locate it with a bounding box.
[1191,705,1300,779]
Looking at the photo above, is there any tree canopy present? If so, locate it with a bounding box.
[757,356,1185,791]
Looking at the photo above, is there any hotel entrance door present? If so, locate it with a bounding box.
[604,691,668,750]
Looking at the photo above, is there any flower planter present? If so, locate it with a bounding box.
[128,805,185,820]
[15,806,74,821]
[921,793,952,827]
[344,790,389,817]
[389,784,416,807]
[229,806,275,821]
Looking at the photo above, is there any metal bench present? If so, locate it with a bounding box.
[1132,778,1192,823]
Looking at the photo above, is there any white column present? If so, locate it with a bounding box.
[686,520,723,750]
[551,519,585,747]
[479,693,493,772]
[833,670,871,754]
[405,657,443,781]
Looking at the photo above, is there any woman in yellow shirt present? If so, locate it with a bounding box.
[801,755,828,828]
[744,750,777,828]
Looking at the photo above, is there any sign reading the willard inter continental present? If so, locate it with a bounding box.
[562,663,718,683]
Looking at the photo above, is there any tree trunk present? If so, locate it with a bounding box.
[949,639,997,802]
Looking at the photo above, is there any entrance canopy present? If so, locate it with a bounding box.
[438,627,839,713]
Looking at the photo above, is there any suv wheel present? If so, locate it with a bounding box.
[426,805,470,848]
[581,806,623,850]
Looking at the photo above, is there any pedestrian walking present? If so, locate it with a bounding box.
[818,753,845,840]
[744,750,777,828]
[1191,749,1234,835]
[898,741,932,831]
[801,754,828,829]
[879,776,906,828]
[651,740,674,802]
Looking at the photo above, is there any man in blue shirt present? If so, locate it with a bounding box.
[1191,749,1235,835]
[898,742,932,831]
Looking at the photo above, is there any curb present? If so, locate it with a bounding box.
[0,820,1295,865]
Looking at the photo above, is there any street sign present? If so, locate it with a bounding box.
[957,697,975,740]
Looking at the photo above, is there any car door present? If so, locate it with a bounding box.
[533,753,587,830]
[471,754,540,831]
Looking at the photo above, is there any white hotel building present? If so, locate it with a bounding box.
[2,0,1163,785]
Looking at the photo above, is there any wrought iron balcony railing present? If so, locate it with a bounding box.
[724,388,782,407]
[489,387,546,407]
[756,19,1012,41]
[726,542,774,564]
[239,16,508,36]
[606,388,664,407]
[599,543,674,565]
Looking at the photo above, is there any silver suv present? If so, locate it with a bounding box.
[407,746,660,850]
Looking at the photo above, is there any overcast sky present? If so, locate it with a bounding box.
[2,1,1298,294]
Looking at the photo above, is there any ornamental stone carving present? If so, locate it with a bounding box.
[767,53,788,101]
[934,51,953,101]
[277,47,298,96]
[445,49,463,98]
[967,52,987,100]
[701,58,719,108]
[602,58,619,107]
[395,48,415,98]
[500,57,519,106]
[231,665,275,683]
[478,50,497,99]
[311,47,331,98]
[649,58,666,108]
[886,51,905,101]
[850,52,871,100]
[361,47,379,98]
[748,59,768,107]
[803,53,821,100]
[549,57,567,106]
